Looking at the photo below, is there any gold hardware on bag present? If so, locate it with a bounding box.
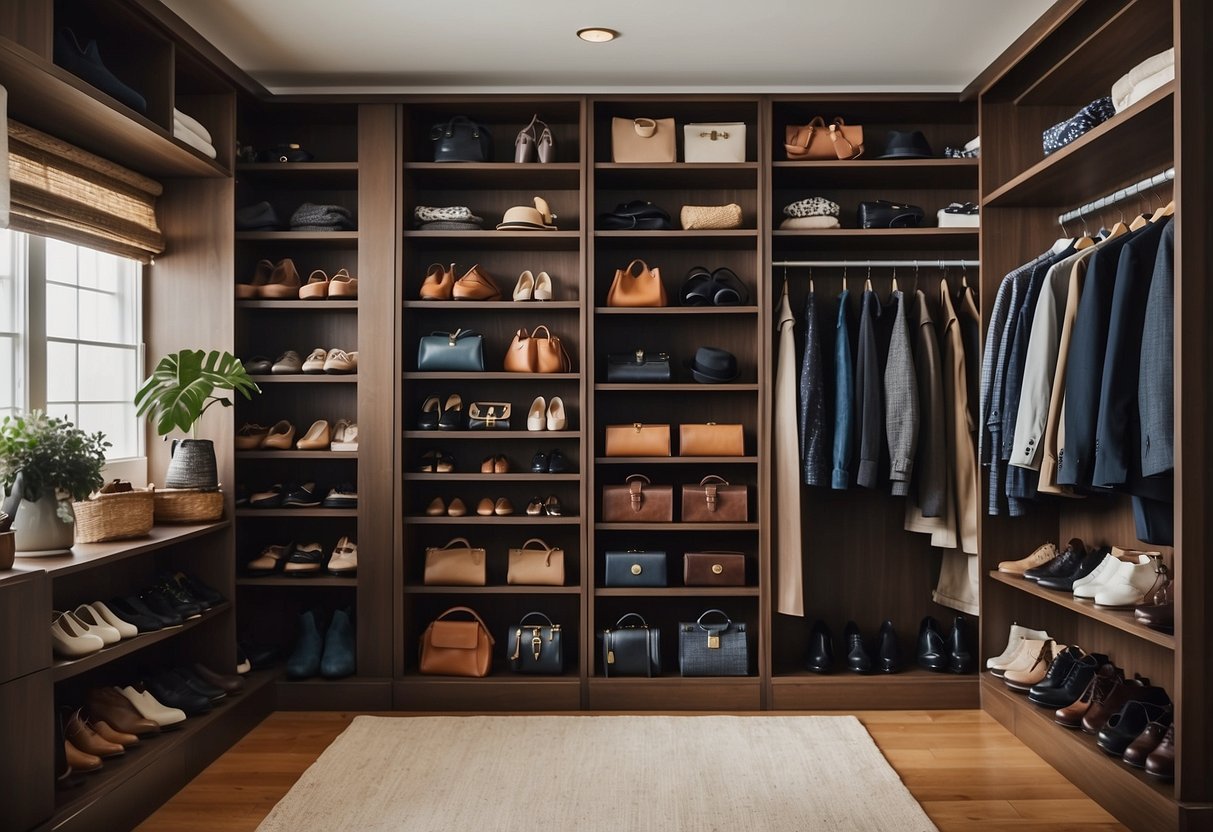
[550,624,560,642]
[531,627,543,661]
[711,564,723,574]
[633,422,643,432]
[607,649,616,664]
[699,130,730,141]
[484,411,496,427]
[510,628,522,661]
[635,349,645,363]
[630,563,642,575]
[447,329,461,347]
[708,634,720,649]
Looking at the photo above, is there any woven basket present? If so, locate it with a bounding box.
[152,487,224,523]
[73,488,155,543]
[680,203,743,230]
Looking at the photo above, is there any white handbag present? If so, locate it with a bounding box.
[683,123,746,163]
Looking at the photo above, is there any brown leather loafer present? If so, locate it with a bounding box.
[1145,724,1175,779]
[452,264,502,300]
[420,262,455,299]
[193,662,245,694]
[1003,640,1057,691]
[237,259,273,299]
[1123,713,1172,767]
[65,740,103,773]
[65,709,124,758]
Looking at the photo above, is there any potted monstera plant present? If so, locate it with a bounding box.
[0,411,109,554]
[135,350,260,489]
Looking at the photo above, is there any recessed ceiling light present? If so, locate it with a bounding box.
[577,27,619,43]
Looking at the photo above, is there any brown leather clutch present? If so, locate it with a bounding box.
[681,476,748,522]
[507,538,566,586]
[605,423,671,457]
[683,551,747,586]
[419,606,495,677]
[679,423,744,456]
[423,537,486,585]
[602,474,673,522]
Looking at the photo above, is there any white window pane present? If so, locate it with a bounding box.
[0,278,13,330]
[78,403,136,459]
[0,230,12,278]
[79,288,125,343]
[46,340,76,402]
[78,344,135,402]
[45,239,78,286]
[46,283,77,339]
[45,403,76,425]
[0,336,13,409]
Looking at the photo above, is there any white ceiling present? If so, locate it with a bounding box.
[164,0,1054,94]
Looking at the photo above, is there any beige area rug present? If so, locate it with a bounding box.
[256,715,936,832]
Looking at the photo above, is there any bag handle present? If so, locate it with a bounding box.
[828,122,864,160]
[625,474,652,484]
[696,608,732,631]
[439,537,473,550]
[531,325,552,340]
[434,605,492,632]
[633,118,658,138]
[624,259,651,279]
[519,611,555,629]
[520,537,551,552]
[699,475,730,486]
[615,612,649,628]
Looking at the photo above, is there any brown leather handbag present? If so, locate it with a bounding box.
[784,117,864,160]
[504,326,572,373]
[419,606,495,677]
[681,476,748,522]
[602,474,674,522]
[683,551,747,586]
[507,538,565,586]
[605,423,672,457]
[679,423,745,456]
[606,259,667,307]
[423,537,486,586]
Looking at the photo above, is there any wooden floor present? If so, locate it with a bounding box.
[135,709,1124,832]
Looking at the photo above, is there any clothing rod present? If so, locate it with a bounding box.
[1058,167,1174,226]
[772,259,980,268]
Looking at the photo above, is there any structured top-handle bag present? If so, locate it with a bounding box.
[600,612,662,677]
[681,475,749,522]
[678,609,748,676]
[507,538,566,586]
[417,329,484,372]
[508,612,563,674]
[423,537,486,586]
[606,259,667,307]
[419,606,495,677]
[784,116,864,160]
[683,122,746,163]
[611,117,677,162]
[604,423,672,457]
[504,325,572,373]
[430,116,493,162]
[601,474,674,522]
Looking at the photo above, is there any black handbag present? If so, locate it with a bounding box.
[430,116,493,163]
[466,401,511,430]
[600,613,661,677]
[507,612,563,674]
[597,200,673,230]
[678,609,748,677]
[417,329,485,372]
[856,200,924,229]
[604,551,667,587]
[255,143,314,163]
[606,350,672,383]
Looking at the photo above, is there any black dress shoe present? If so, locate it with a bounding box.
[547,449,570,473]
[107,597,163,633]
[152,577,204,619]
[530,450,548,473]
[1025,645,1084,697]
[844,621,872,673]
[173,667,227,703]
[283,481,323,508]
[1037,546,1108,591]
[948,615,975,673]
[146,671,212,716]
[126,592,182,627]
[173,572,225,607]
[1024,538,1086,581]
[917,616,948,672]
[876,619,903,673]
[1098,700,1171,756]
[806,620,835,673]
[1029,652,1109,708]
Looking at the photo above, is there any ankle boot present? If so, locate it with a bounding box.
[844,621,872,673]
[917,616,947,672]
[286,609,324,679]
[321,607,356,679]
[805,620,835,674]
[948,615,975,673]
[876,619,902,673]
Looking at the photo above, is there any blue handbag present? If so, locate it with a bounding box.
[417,329,484,372]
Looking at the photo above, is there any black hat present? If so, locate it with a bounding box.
[878,130,934,159]
[689,347,739,384]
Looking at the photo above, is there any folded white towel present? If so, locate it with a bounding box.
[937,209,979,228]
[1111,48,1174,112]
[963,135,980,152]
[779,216,841,230]
[173,119,217,159]
[1114,64,1175,113]
[173,108,213,145]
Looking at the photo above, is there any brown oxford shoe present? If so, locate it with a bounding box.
[64,709,124,758]
[85,687,160,737]
[1145,724,1175,779]
[1056,663,1122,728]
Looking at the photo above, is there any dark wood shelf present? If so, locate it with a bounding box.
[771,227,979,250]
[236,300,358,310]
[771,667,979,710]
[402,371,579,381]
[234,508,357,518]
[595,522,758,531]
[404,161,581,188]
[406,516,581,525]
[236,162,359,188]
[393,674,582,710]
[402,300,581,310]
[987,571,1175,650]
[18,522,229,578]
[594,587,759,597]
[403,473,581,481]
[402,230,581,250]
[248,374,357,383]
[771,158,979,188]
[594,161,759,188]
[274,676,394,710]
[235,450,358,459]
[585,675,762,710]
[404,585,581,595]
[404,430,581,440]
[594,306,758,316]
[595,456,758,465]
[236,576,357,587]
[595,383,759,392]
[235,231,360,246]
[594,229,759,250]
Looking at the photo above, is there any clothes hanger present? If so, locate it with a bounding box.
[864,264,873,293]
[1150,181,1175,221]
[781,264,789,298]
[890,266,899,295]
[808,267,814,295]
[842,263,848,293]
[1107,203,1131,238]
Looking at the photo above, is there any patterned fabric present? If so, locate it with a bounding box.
[854,290,883,489]
[415,205,481,223]
[1042,97,1116,156]
[884,290,919,496]
[944,147,980,158]
[799,290,830,486]
[783,196,841,218]
[1139,220,1175,477]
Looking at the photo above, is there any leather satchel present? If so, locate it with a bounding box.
[606,259,667,307]
[508,612,563,674]
[423,537,486,586]
[604,551,667,587]
[597,201,673,230]
[419,606,494,677]
[604,423,672,457]
[602,474,673,523]
[431,116,492,163]
[678,609,748,676]
[606,350,671,383]
[467,401,511,430]
[679,423,745,456]
[507,538,565,586]
[417,329,484,372]
[600,613,661,677]
[504,326,573,373]
[857,200,924,229]
[784,117,864,160]
[684,551,747,586]
[611,117,676,163]
[681,476,749,522]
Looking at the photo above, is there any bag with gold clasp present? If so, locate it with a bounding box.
[507,611,563,674]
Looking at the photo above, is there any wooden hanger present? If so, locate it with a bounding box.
[864,265,873,293]
[1151,200,1175,222]
[890,266,899,294]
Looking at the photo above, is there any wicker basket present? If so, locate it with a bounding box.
[152,486,224,523]
[73,488,155,543]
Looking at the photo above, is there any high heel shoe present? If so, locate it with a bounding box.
[543,495,563,516]
[513,270,535,301]
[546,396,566,431]
[438,394,463,430]
[420,263,455,300]
[534,271,553,301]
[515,114,539,163]
[537,123,555,163]
[418,395,441,430]
[527,397,547,431]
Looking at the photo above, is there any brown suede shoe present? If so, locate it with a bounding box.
[452,264,502,300]
[1003,640,1057,692]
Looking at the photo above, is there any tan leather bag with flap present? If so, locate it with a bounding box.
[679,423,745,456]
[602,474,674,522]
[419,606,495,677]
[681,476,749,522]
[784,117,864,160]
[611,117,677,162]
[605,423,672,457]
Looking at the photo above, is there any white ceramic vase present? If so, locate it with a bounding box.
[12,490,75,555]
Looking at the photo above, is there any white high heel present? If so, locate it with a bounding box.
[534,271,553,301]
[527,396,547,431]
[513,270,535,301]
[546,396,566,431]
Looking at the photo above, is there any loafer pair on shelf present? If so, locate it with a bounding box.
[245,481,356,509]
[512,269,554,301]
[420,263,502,301]
[245,348,356,375]
[526,495,564,516]
[680,267,749,306]
[247,538,357,577]
[236,418,357,451]
[527,396,566,431]
[418,394,465,430]
[426,496,513,517]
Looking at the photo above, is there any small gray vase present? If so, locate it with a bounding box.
[165,439,219,489]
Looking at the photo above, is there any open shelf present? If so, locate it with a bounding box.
[595,522,759,532]
[234,508,357,518]
[594,307,758,316]
[595,383,759,392]
[403,430,581,440]
[236,162,359,188]
[403,585,581,595]
[595,456,758,465]
[404,161,581,189]
[594,230,759,249]
[594,587,759,597]
[236,300,358,310]
[406,516,581,525]
[235,231,360,245]
[771,227,979,250]
[771,667,979,710]
[770,158,979,188]
[594,162,759,188]
[236,576,356,587]
[402,301,581,311]
[248,374,357,384]
[402,372,579,381]
[403,473,581,482]
[235,450,358,459]
[19,522,229,578]
[402,230,581,251]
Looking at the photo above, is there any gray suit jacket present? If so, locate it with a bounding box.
[884,290,919,495]
[1139,220,1175,477]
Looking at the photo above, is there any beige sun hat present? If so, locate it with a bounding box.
[496,196,558,231]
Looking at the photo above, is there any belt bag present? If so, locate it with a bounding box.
[507,538,565,586]
[680,203,743,230]
[418,329,484,372]
[467,401,511,430]
[683,123,746,163]
[684,551,747,586]
[784,117,864,160]
[611,117,676,163]
[605,423,672,457]
[504,325,572,373]
[606,350,671,383]
[600,613,662,676]
[431,116,492,162]
[605,551,667,587]
[681,476,748,522]
[679,423,744,456]
[420,606,495,677]
[857,200,924,229]
[423,537,486,586]
[679,609,748,676]
[602,474,673,523]
[607,259,667,307]
[508,612,563,674]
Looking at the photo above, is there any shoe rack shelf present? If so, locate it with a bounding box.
[236,300,359,310]
[770,158,979,188]
[402,300,581,310]
[235,577,356,588]
[248,374,358,384]
[771,667,979,710]
[593,306,760,316]
[26,522,229,578]
[235,450,358,459]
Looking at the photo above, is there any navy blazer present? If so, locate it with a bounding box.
[831,290,854,489]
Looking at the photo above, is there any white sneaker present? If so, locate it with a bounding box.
[88,601,139,639]
[1095,555,1166,608]
[51,611,105,658]
[986,622,1050,669]
[1072,554,1124,598]
[118,686,187,727]
[70,605,122,644]
[527,396,547,431]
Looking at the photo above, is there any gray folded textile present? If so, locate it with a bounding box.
[173,119,217,159]
[290,202,356,230]
[419,220,485,231]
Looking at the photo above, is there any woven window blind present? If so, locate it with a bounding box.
[6,120,164,262]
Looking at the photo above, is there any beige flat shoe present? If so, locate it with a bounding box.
[527,396,546,431]
[237,259,273,299]
[271,350,303,374]
[328,536,357,575]
[330,419,358,451]
[301,348,328,373]
[447,497,468,517]
[997,542,1057,575]
[323,349,357,374]
[260,420,296,449]
[329,268,358,298]
[494,497,514,516]
[476,497,495,516]
[513,270,535,301]
[296,419,332,450]
[425,497,446,516]
[258,258,301,299]
[299,269,330,300]
[546,396,566,431]
[534,271,553,301]
[235,423,271,450]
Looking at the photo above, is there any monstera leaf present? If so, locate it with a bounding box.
[135,350,261,436]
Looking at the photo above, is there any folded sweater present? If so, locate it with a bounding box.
[1111,48,1174,112]
[173,108,213,144]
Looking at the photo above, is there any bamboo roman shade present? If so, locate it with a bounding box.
[6,120,164,262]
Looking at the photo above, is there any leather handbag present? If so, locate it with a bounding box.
[602,474,674,523]
[678,609,748,676]
[684,551,747,586]
[681,476,749,522]
[597,200,673,230]
[508,612,563,674]
[606,350,671,383]
[507,538,565,586]
[467,401,511,430]
[604,551,667,587]
[784,117,864,160]
[679,423,745,456]
[606,259,667,308]
[600,613,661,677]
[504,326,573,373]
[611,117,676,163]
[683,123,746,163]
[857,200,924,229]
[417,329,484,372]
[680,203,743,230]
[419,606,495,677]
[430,116,492,162]
[605,423,672,457]
[423,537,486,586]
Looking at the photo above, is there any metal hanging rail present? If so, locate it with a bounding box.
[771,259,980,269]
[1058,167,1174,226]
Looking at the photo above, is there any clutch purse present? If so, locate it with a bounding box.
[417,329,484,372]
[605,423,672,457]
[611,117,676,163]
[679,423,744,456]
[680,203,743,230]
[678,609,748,677]
[467,401,511,430]
[606,259,667,307]
[419,606,495,677]
[507,538,565,586]
[683,123,746,163]
[430,116,492,162]
[423,537,486,586]
[606,350,671,383]
[857,200,924,229]
[600,613,662,677]
[504,325,573,373]
[604,551,667,587]
[508,612,563,674]
[680,476,749,522]
[784,117,864,160]
[601,474,673,523]
[683,552,747,586]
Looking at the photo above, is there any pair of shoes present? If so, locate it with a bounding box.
[512,270,554,300]
[805,620,902,673]
[302,347,358,374]
[426,496,465,516]
[525,495,563,516]
[477,497,515,516]
[515,113,555,163]
[287,608,356,680]
[299,268,357,299]
[481,455,510,473]
[236,419,296,449]
[1078,551,1168,609]
[247,482,356,509]
[419,394,464,430]
[917,615,975,673]
[236,258,300,299]
[1024,646,1110,706]
[246,539,357,577]
[986,622,1051,670]
[420,263,502,301]
[530,449,571,473]
[527,396,566,430]
[680,267,750,306]
[418,450,455,472]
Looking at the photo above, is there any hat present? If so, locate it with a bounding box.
[688,347,740,384]
[235,201,281,231]
[878,130,934,159]
[497,196,557,231]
